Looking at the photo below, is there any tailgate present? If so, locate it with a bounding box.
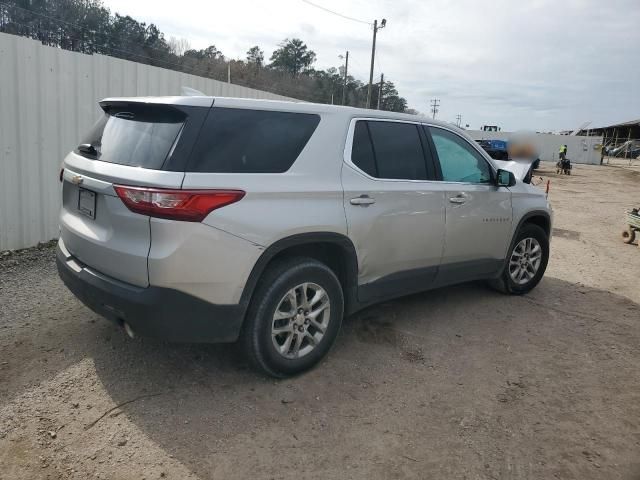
[58,100,207,287]
[60,158,185,287]
[60,164,149,286]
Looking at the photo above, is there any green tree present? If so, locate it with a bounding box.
[377,81,408,112]
[184,45,223,61]
[269,38,316,77]
[246,45,264,68]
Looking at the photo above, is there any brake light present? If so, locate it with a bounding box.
[113,186,245,222]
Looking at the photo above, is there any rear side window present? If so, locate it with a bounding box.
[350,120,428,180]
[78,105,185,169]
[189,108,320,173]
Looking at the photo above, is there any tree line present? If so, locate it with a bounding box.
[0,0,411,112]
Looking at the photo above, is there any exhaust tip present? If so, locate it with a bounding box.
[123,322,136,339]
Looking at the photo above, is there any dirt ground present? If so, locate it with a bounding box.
[1,160,639,480]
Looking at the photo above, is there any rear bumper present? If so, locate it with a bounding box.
[56,244,246,343]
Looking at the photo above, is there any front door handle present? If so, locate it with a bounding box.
[350,195,375,206]
[449,193,468,204]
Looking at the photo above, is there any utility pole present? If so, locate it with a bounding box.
[377,73,384,110]
[456,114,462,127]
[341,50,349,105]
[366,18,386,109]
[227,62,231,84]
[430,98,440,119]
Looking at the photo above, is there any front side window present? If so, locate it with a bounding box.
[350,120,428,180]
[188,108,320,173]
[430,127,492,183]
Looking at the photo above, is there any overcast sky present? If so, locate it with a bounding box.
[102,0,639,131]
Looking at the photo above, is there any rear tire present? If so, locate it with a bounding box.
[622,228,636,244]
[490,223,549,295]
[240,257,344,378]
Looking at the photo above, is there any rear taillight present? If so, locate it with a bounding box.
[113,186,245,222]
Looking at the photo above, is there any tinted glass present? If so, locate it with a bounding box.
[367,121,427,180]
[430,128,492,183]
[79,106,185,169]
[351,121,377,177]
[189,108,320,173]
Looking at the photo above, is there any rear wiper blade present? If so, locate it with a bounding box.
[77,144,97,156]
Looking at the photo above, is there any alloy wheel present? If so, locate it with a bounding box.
[508,237,542,285]
[271,283,331,359]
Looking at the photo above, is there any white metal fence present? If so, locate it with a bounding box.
[0,32,296,251]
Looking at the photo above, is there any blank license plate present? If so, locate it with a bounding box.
[78,188,96,219]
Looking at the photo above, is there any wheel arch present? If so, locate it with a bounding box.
[500,210,551,266]
[239,233,359,317]
[517,210,552,237]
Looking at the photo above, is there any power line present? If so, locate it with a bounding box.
[0,1,391,104]
[301,0,372,25]
[366,18,386,108]
[430,98,440,119]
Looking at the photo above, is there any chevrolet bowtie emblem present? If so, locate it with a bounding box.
[71,175,84,185]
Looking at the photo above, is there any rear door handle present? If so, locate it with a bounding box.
[350,195,376,206]
[449,193,468,204]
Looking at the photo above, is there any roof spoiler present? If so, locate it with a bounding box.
[181,86,206,96]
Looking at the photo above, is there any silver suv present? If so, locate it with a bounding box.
[57,96,552,377]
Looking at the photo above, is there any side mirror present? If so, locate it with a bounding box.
[496,169,516,187]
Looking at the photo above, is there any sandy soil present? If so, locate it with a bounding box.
[1,161,639,480]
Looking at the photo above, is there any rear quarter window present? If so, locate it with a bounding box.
[188,108,320,173]
[351,121,377,177]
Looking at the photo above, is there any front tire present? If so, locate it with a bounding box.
[490,224,549,295]
[240,257,344,377]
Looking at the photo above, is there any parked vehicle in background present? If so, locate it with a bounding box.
[56,97,552,377]
[476,139,509,160]
[608,140,640,159]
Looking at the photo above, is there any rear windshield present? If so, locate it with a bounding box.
[78,105,185,169]
[188,108,320,173]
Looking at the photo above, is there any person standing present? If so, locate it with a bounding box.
[559,144,567,161]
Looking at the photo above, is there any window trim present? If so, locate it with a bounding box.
[424,125,497,185]
[343,117,437,183]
